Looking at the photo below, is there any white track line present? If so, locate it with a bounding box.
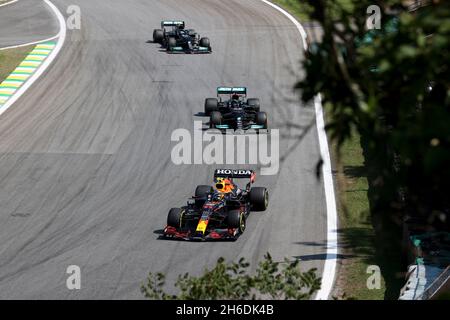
[0,0,66,117]
[0,0,18,8]
[259,0,338,300]
[0,35,59,51]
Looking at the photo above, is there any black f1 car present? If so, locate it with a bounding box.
[163,169,269,241]
[204,87,268,131]
[152,20,212,54]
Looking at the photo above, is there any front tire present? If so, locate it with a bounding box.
[167,37,177,51]
[210,111,222,128]
[228,209,246,233]
[247,98,260,112]
[249,187,269,211]
[204,98,218,115]
[256,111,268,129]
[199,37,210,48]
[153,29,164,43]
[167,208,183,228]
[195,185,213,207]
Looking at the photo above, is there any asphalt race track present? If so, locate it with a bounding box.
[0,0,58,48]
[0,0,329,299]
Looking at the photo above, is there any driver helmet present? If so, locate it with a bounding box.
[215,177,235,193]
[231,99,240,109]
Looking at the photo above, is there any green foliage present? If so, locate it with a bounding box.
[141,253,321,300]
[297,1,450,226]
[271,0,314,22]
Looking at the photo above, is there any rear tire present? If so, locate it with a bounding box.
[256,111,268,128]
[247,98,260,112]
[195,185,213,207]
[210,111,222,128]
[228,209,246,233]
[204,98,218,115]
[167,37,177,51]
[167,208,183,228]
[200,37,210,48]
[153,29,164,43]
[249,187,269,211]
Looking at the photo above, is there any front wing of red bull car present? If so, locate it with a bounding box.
[163,169,269,241]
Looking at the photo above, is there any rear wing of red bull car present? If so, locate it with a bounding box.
[214,169,256,188]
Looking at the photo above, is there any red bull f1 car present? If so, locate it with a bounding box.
[163,169,269,241]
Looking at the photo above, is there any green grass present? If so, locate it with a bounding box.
[0,45,34,83]
[334,131,404,300]
[334,131,386,299]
